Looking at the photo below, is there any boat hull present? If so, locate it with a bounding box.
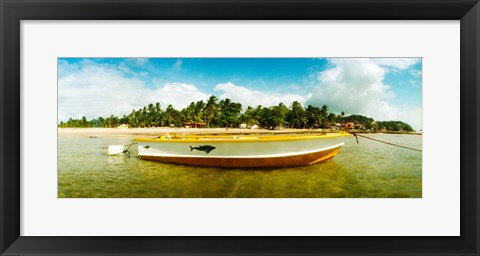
[136,134,347,168]
[140,143,342,168]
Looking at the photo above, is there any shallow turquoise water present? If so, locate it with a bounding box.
[58,133,422,198]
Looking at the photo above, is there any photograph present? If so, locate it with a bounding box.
[58,57,422,198]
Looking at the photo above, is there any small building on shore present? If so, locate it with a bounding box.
[341,122,355,130]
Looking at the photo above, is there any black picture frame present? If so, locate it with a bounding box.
[1,0,479,255]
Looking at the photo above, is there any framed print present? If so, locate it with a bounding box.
[1,0,479,256]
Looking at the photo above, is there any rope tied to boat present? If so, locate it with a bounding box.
[122,139,137,158]
[350,132,422,152]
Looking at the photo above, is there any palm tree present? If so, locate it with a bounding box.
[269,103,289,129]
[239,106,258,126]
[305,105,321,128]
[165,104,179,126]
[182,102,197,124]
[137,108,145,127]
[289,101,306,128]
[217,98,242,128]
[193,100,205,123]
[320,105,329,128]
[203,95,219,127]
[154,102,163,127]
[81,116,89,127]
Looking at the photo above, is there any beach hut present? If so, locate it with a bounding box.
[341,122,355,130]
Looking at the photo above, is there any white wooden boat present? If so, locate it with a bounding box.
[135,133,349,168]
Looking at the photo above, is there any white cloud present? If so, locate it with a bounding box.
[371,58,420,70]
[58,60,146,120]
[214,82,308,109]
[306,58,422,130]
[149,82,210,110]
[394,106,423,131]
[58,61,209,121]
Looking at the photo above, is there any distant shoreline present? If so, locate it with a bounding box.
[58,127,422,136]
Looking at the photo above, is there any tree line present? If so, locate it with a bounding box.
[58,96,414,132]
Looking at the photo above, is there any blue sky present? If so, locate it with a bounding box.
[58,57,422,129]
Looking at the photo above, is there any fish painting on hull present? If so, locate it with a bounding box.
[190,145,216,154]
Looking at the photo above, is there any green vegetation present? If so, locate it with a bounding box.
[338,115,414,132]
[58,97,415,132]
[376,121,414,132]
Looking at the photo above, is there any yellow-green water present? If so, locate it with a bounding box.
[58,134,422,198]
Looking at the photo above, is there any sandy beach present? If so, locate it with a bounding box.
[57,127,323,137]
